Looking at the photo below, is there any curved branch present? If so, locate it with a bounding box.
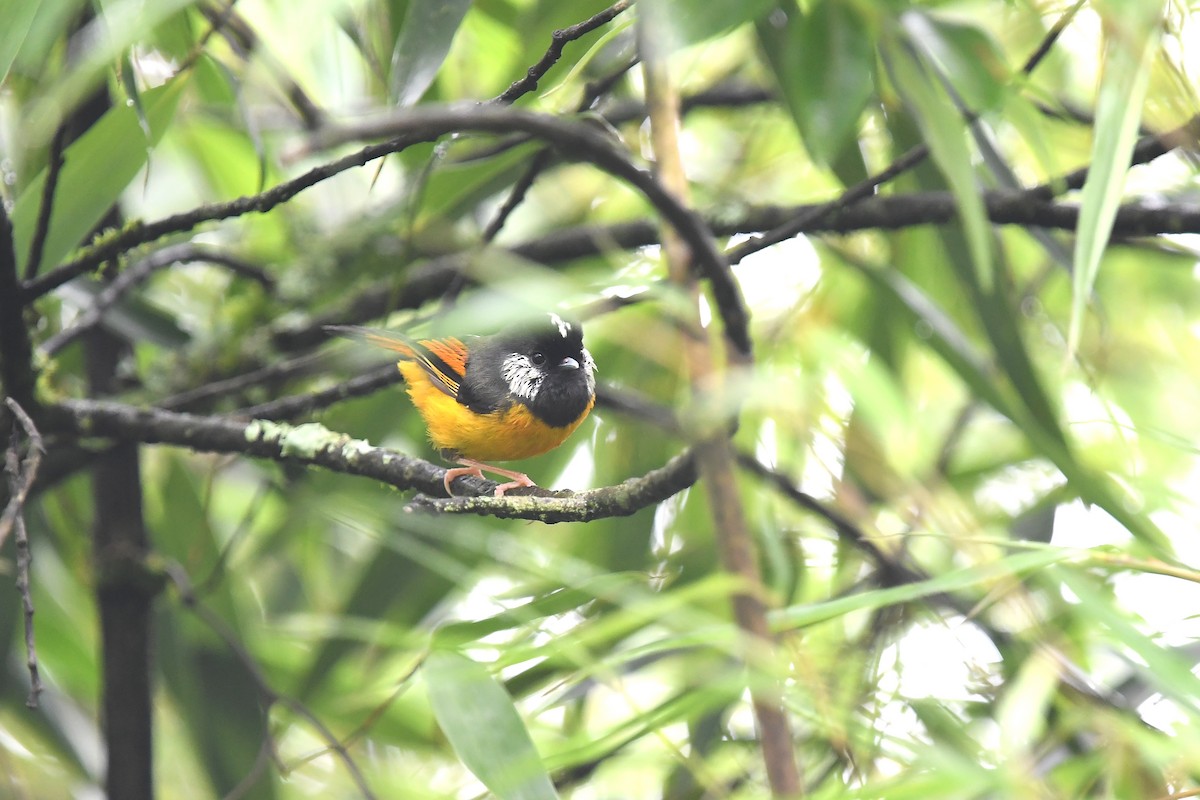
[23,104,748,356]
[297,105,750,355]
[39,243,273,357]
[39,399,699,520]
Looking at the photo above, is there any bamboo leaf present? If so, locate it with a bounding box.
[756,0,874,169]
[885,18,993,291]
[390,0,473,106]
[1067,1,1164,357]
[773,547,1073,630]
[0,0,49,85]
[425,650,560,800]
[662,0,776,48]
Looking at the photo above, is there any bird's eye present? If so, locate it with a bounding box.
[531,351,546,366]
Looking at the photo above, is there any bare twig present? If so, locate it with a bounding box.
[231,362,403,420]
[494,1,632,104]
[480,55,638,250]
[24,125,69,281]
[3,399,46,707]
[40,243,274,357]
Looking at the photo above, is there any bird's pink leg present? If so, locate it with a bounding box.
[444,459,536,497]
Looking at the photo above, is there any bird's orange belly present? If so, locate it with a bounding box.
[400,362,593,461]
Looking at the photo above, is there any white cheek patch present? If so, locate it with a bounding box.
[548,313,572,339]
[501,353,544,401]
[582,348,597,395]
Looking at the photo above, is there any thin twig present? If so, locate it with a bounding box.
[158,352,329,412]
[464,56,639,300]
[40,243,273,357]
[179,0,240,73]
[3,398,45,707]
[24,125,69,281]
[231,362,403,420]
[494,1,632,104]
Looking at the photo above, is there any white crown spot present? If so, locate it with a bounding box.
[548,312,572,339]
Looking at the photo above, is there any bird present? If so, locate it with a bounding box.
[327,313,596,497]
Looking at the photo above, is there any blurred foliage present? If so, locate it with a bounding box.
[3,0,1200,798]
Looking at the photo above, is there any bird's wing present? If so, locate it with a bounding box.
[325,325,467,397]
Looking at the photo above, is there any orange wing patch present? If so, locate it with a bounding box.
[327,325,467,397]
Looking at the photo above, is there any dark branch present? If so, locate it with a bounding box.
[297,105,751,356]
[40,243,274,357]
[3,399,45,707]
[0,205,38,412]
[495,0,632,104]
[231,362,403,421]
[24,125,69,282]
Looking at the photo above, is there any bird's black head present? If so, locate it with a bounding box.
[460,313,596,427]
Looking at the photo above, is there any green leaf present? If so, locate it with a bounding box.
[772,546,1073,630]
[901,12,1008,111]
[12,76,188,276]
[756,0,873,169]
[425,650,560,800]
[658,0,776,49]
[390,0,473,106]
[0,0,46,85]
[1067,1,1164,357]
[884,22,993,291]
[17,0,198,147]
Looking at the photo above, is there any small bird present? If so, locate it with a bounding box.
[328,313,596,497]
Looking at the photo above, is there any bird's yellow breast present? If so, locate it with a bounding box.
[399,361,593,462]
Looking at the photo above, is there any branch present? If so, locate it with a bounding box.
[231,362,403,421]
[20,130,430,301]
[509,192,1200,265]
[405,450,698,522]
[24,124,68,281]
[494,0,632,104]
[40,398,701,519]
[39,243,274,357]
[2,399,45,708]
[297,105,750,355]
[0,204,38,412]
